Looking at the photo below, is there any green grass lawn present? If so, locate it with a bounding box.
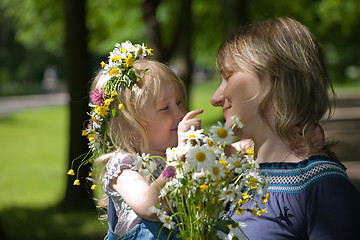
[0,106,108,239]
[0,107,67,208]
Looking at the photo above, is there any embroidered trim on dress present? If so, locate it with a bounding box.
[261,158,348,193]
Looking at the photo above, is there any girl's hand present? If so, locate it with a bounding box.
[177,109,203,146]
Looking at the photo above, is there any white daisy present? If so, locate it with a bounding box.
[181,125,204,145]
[158,212,176,229]
[209,162,226,181]
[192,171,206,181]
[227,224,247,240]
[226,154,250,174]
[209,121,234,145]
[148,206,161,215]
[134,43,147,58]
[219,185,237,204]
[165,146,188,167]
[119,40,134,52]
[185,144,216,172]
[231,115,244,129]
[88,134,102,153]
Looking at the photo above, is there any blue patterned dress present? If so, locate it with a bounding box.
[232,155,360,240]
[103,152,177,240]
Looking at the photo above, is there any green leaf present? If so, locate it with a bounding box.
[214,219,234,234]
[112,108,117,117]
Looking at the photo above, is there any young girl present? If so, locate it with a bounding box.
[84,42,202,240]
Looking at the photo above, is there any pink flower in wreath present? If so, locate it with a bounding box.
[91,89,105,106]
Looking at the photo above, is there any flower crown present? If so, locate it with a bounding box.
[67,41,153,187]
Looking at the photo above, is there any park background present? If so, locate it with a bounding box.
[0,0,359,239]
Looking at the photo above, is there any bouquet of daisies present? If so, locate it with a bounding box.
[140,117,268,240]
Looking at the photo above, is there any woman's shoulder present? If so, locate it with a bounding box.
[260,155,350,193]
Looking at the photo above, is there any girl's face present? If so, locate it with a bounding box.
[211,64,271,143]
[143,88,186,157]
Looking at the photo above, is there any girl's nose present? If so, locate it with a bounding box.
[211,82,225,107]
[176,106,187,120]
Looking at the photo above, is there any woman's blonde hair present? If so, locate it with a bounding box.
[216,17,335,156]
[92,59,186,209]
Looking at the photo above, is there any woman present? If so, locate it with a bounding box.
[211,17,360,239]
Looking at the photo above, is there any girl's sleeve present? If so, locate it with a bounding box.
[104,153,137,197]
[306,176,360,240]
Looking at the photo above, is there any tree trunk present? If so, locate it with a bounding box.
[62,0,94,209]
[220,0,249,35]
[140,0,194,100]
[140,0,164,61]
[171,0,193,99]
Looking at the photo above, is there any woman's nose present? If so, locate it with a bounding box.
[211,82,225,107]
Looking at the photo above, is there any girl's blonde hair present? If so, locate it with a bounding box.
[93,59,186,209]
[216,17,335,156]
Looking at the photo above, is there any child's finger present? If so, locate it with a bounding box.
[182,109,203,121]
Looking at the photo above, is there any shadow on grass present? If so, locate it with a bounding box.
[0,205,108,240]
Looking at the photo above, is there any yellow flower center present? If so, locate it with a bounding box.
[137,48,143,55]
[109,68,119,76]
[207,139,214,147]
[217,128,228,139]
[165,217,171,223]
[195,152,206,162]
[226,190,233,195]
[234,162,242,168]
[248,177,257,187]
[100,61,106,68]
[188,134,196,138]
[213,166,220,175]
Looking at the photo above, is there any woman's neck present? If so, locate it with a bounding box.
[255,135,302,163]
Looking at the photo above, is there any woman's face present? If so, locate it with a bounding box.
[211,64,270,142]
